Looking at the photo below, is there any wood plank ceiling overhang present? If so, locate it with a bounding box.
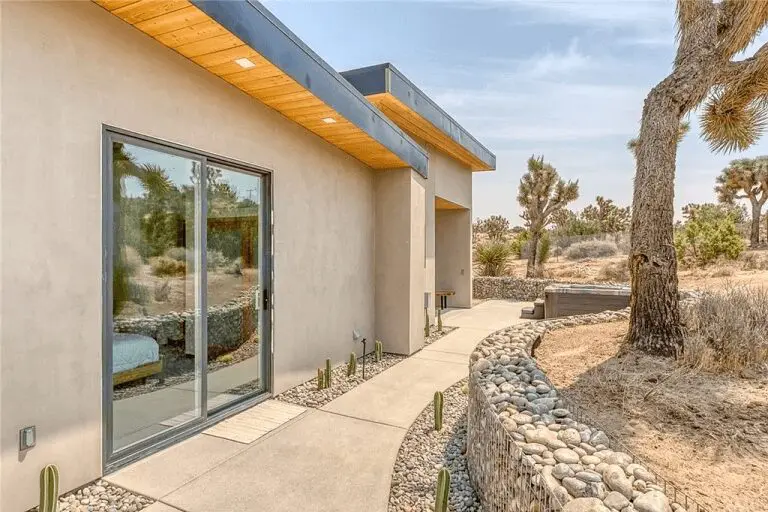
[93,0,428,177]
[341,64,497,172]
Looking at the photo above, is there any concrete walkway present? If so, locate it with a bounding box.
[106,300,527,512]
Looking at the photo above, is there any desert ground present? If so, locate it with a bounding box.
[537,321,768,512]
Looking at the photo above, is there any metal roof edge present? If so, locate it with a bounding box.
[190,1,429,177]
[342,63,496,171]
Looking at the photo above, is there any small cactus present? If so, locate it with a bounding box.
[39,464,60,512]
[374,340,383,362]
[347,352,357,377]
[437,307,443,331]
[435,468,450,512]
[325,358,332,388]
[434,391,444,431]
[317,368,325,390]
[424,308,430,337]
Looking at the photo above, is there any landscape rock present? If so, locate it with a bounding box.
[562,497,611,512]
[633,491,672,512]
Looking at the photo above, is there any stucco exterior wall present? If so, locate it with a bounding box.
[0,2,375,510]
[374,169,426,355]
[435,209,473,308]
[432,148,472,209]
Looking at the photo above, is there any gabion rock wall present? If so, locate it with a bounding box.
[114,288,258,354]
[473,277,561,301]
[467,309,705,512]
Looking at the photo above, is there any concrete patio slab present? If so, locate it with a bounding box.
[163,409,403,512]
[105,434,247,499]
[411,348,470,365]
[441,300,527,331]
[142,503,185,512]
[321,356,465,428]
[422,327,495,356]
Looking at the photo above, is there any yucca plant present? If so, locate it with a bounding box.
[474,240,513,277]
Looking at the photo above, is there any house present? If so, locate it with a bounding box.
[0,1,495,510]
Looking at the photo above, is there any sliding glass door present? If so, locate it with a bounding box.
[103,128,271,468]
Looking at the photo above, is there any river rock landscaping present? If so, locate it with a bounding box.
[29,480,153,512]
[468,309,704,512]
[389,379,480,512]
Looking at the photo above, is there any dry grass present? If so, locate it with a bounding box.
[563,240,619,261]
[682,286,768,374]
[537,321,768,512]
[595,259,630,282]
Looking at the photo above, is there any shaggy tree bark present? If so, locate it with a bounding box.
[526,231,540,278]
[749,197,763,246]
[628,3,721,356]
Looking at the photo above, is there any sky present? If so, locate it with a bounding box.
[261,0,768,225]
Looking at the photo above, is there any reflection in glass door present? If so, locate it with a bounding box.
[109,140,204,452]
[105,129,271,467]
[205,164,265,412]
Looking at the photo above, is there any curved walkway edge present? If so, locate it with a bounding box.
[105,300,528,512]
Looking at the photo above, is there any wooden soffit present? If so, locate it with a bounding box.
[341,64,496,172]
[93,0,428,176]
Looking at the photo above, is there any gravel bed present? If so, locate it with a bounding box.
[389,379,481,512]
[277,327,457,409]
[28,479,153,512]
[276,352,406,408]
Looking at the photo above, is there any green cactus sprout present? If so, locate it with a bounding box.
[374,340,383,362]
[437,307,443,331]
[435,468,450,512]
[325,358,332,388]
[347,352,357,377]
[317,368,325,390]
[424,308,430,337]
[39,464,60,512]
[434,391,444,431]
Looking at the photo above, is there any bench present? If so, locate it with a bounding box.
[435,290,455,309]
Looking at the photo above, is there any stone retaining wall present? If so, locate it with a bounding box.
[473,277,562,301]
[467,309,699,512]
[114,288,258,354]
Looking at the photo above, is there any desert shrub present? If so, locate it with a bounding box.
[682,286,768,373]
[127,279,150,305]
[206,249,230,270]
[150,256,187,276]
[564,240,618,260]
[741,251,768,270]
[164,246,189,262]
[475,240,512,276]
[709,265,735,277]
[154,280,171,302]
[224,257,243,275]
[675,203,746,266]
[537,232,551,264]
[596,260,630,282]
[510,231,529,259]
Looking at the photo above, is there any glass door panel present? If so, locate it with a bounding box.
[110,140,203,452]
[204,164,265,412]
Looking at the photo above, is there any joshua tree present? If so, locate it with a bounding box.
[715,157,768,247]
[582,196,631,234]
[627,121,690,155]
[473,215,511,241]
[628,1,768,357]
[518,156,578,277]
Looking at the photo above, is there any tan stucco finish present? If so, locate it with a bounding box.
[436,209,473,309]
[1,2,376,509]
[374,169,426,355]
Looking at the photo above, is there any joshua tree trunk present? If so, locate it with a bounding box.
[750,198,762,247]
[628,89,685,357]
[526,231,540,278]
[628,4,721,357]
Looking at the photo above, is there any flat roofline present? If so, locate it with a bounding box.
[341,63,496,171]
[190,1,429,177]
